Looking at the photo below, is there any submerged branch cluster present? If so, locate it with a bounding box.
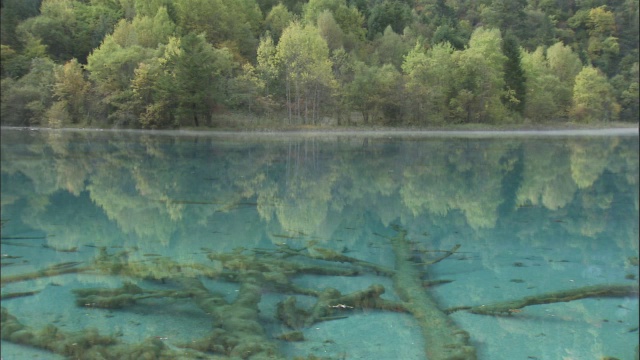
[1,227,637,360]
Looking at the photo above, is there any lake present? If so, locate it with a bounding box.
[1,127,638,360]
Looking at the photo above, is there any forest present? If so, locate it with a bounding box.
[1,0,638,129]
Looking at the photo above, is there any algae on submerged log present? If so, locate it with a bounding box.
[0,307,218,360]
[462,283,640,316]
[277,284,407,329]
[389,227,477,360]
[176,276,286,360]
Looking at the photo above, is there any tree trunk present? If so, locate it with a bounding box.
[192,103,199,127]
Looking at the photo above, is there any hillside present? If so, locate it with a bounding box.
[1,0,638,129]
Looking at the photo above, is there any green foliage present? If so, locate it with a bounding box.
[402,41,456,124]
[373,26,410,70]
[0,0,41,48]
[451,27,509,123]
[303,0,366,41]
[317,10,345,51]
[256,34,280,94]
[346,61,403,124]
[479,0,527,36]
[226,63,275,115]
[0,0,638,127]
[517,9,556,50]
[16,0,122,63]
[367,1,412,40]
[502,33,526,114]
[275,22,336,123]
[51,58,92,124]
[128,7,177,48]
[521,47,564,122]
[135,34,234,128]
[583,6,620,74]
[1,58,57,126]
[167,34,234,126]
[571,66,620,122]
[132,0,176,18]
[265,3,295,42]
[545,41,583,116]
[131,61,161,127]
[0,37,48,79]
[431,23,466,50]
[610,60,639,122]
[174,0,261,60]
[85,31,156,125]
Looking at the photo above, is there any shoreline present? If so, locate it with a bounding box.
[1,123,638,138]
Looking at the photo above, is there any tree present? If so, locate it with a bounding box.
[374,26,409,70]
[571,66,620,122]
[0,0,41,48]
[585,6,619,74]
[85,28,155,125]
[517,9,556,50]
[345,61,403,124]
[51,58,92,124]
[367,1,412,40]
[478,0,527,36]
[156,34,234,127]
[173,0,261,60]
[132,0,175,18]
[256,34,280,98]
[303,0,366,41]
[546,41,583,116]
[275,22,336,124]
[15,0,121,63]
[450,27,509,123]
[109,9,175,50]
[15,0,77,62]
[131,58,172,128]
[431,23,467,50]
[610,61,639,122]
[0,36,48,79]
[265,3,294,42]
[520,46,564,122]
[226,63,272,115]
[502,33,526,114]
[317,10,345,51]
[82,8,180,127]
[402,41,456,124]
[546,41,583,83]
[1,58,57,126]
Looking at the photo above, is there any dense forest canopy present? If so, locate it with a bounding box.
[1,0,638,128]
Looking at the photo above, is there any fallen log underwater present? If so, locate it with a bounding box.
[445,283,639,316]
[1,226,638,360]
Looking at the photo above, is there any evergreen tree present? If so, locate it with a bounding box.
[502,32,526,114]
[367,1,412,40]
[160,34,234,127]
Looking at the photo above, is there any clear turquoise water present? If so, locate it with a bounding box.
[1,128,638,360]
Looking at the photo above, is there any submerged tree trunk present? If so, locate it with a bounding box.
[389,227,477,360]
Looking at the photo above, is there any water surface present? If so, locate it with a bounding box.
[1,128,638,359]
